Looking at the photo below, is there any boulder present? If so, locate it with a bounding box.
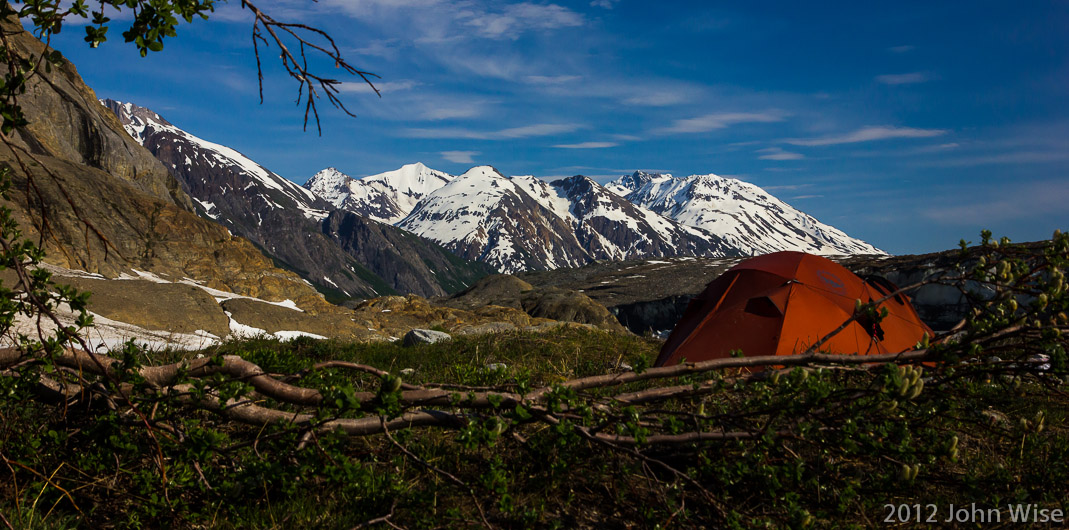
[402,328,452,346]
[520,287,627,333]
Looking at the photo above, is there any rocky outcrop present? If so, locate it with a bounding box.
[442,274,537,307]
[442,274,628,333]
[841,251,995,331]
[0,15,337,312]
[519,256,745,335]
[6,27,188,209]
[519,287,628,333]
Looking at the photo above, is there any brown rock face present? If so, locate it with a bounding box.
[352,294,557,339]
[56,276,232,339]
[3,19,188,209]
[442,274,628,333]
[0,14,331,311]
[519,287,627,333]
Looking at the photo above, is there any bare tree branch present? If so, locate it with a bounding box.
[241,0,380,134]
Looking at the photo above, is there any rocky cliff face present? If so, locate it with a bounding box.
[0,15,331,311]
[321,210,494,298]
[5,25,188,210]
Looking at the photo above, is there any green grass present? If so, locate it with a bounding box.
[209,326,657,388]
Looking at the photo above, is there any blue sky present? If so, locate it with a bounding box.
[34,0,1069,255]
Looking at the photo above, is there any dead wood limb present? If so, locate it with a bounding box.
[528,348,934,399]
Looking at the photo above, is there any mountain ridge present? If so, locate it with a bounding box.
[104,99,491,300]
[312,163,879,274]
[607,171,884,256]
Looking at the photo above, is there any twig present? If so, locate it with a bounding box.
[241,0,379,133]
[284,361,421,390]
[349,499,398,530]
[379,417,494,529]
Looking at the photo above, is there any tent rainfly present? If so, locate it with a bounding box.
[655,251,933,366]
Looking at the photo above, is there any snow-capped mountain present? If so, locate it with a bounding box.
[306,163,453,224]
[548,175,733,260]
[104,100,490,299]
[607,171,884,256]
[107,99,881,282]
[310,161,882,273]
[396,167,734,273]
[104,100,329,222]
[398,166,587,273]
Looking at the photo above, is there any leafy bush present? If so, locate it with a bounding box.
[1,233,1068,528]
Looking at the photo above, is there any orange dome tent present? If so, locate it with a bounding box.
[655,252,932,366]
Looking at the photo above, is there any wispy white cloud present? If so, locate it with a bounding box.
[498,123,583,138]
[403,128,494,140]
[763,184,811,191]
[421,104,485,121]
[325,0,584,43]
[655,111,785,134]
[622,92,690,107]
[347,89,490,122]
[441,150,479,163]
[338,80,420,94]
[553,141,618,149]
[785,126,947,146]
[403,123,582,139]
[876,72,929,85]
[756,147,805,160]
[525,75,581,85]
[590,0,618,8]
[791,194,824,200]
[918,142,959,151]
[557,165,675,175]
[352,39,404,60]
[464,3,584,39]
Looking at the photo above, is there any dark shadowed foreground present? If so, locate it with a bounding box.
[2,235,1068,528]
